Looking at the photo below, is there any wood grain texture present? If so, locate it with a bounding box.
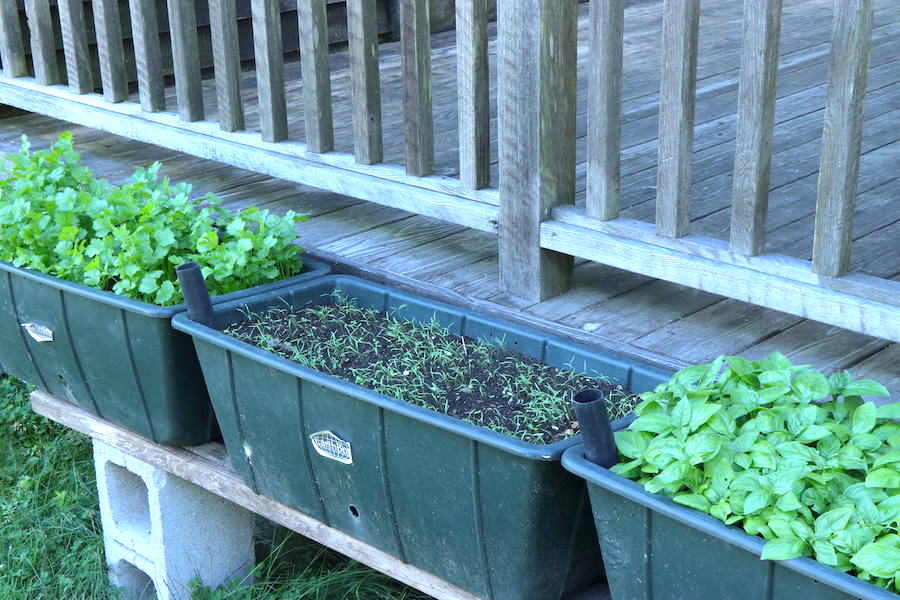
[347,0,383,164]
[400,0,434,176]
[456,0,490,190]
[730,0,783,256]
[498,0,576,302]
[251,0,288,142]
[298,0,334,152]
[167,0,205,121]
[129,0,166,112]
[813,0,874,276]
[24,0,60,84]
[209,0,245,131]
[58,0,94,93]
[655,0,700,238]
[0,0,26,78]
[586,0,624,221]
[92,0,128,103]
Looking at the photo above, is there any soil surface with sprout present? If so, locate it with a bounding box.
[225,297,638,444]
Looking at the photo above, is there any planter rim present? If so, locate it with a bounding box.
[172,274,637,461]
[561,444,899,600]
[0,258,328,318]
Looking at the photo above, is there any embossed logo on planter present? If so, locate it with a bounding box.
[21,323,54,343]
[309,430,353,465]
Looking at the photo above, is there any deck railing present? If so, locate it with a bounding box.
[0,0,897,343]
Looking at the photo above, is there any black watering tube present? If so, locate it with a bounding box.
[175,262,215,328]
[573,389,619,468]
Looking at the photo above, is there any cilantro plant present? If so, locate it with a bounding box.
[612,353,899,591]
[0,133,304,305]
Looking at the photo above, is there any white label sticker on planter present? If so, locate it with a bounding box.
[310,431,353,465]
[21,323,54,343]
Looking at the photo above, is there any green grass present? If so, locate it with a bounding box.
[0,376,428,599]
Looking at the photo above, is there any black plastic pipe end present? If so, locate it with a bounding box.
[573,389,619,469]
[175,262,214,328]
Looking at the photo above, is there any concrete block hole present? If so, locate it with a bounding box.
[111,560,157,600]
[105,463,152,537]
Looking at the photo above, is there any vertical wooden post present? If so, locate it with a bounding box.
[498,0,576,302]
[456,0,490,190]
[812,0,873,277]
[347,0,383,164]
[655,0,700,239]
[586,0,625,221]
[167,0,205,121]
[93,0,129,102]
[58,0,94,93]
[731,0,783,256]
[209,0,245,130]
[298,0,334,153]
[0,1,26,78]
[24,0,61,85]
[129,0,166,112]
[251,0,288,142]
[400,0,434,177]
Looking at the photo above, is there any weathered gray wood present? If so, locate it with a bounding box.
[498,0,576,302]
[209,0,245,130]
[92,0,128,103]
[129,0,166,112]
[456,0,490,189]
[298,0,334,152]
[23,0,60,84]
[655,0,700,238]
[347,0,383,164]
[251,0,288,142]
[586,0,624,221]
[58,0,94,93]
[730,0,783,256]
[0,1,26,78]
[167,0,205,121]
[400,0,434,176]
[813,0,874,277]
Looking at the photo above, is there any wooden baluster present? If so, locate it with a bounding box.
[656,0,700,238]
[298,0,334,152]
[251,0,288,142]
[209,0,245,130]
[58,0,94,93]
[400,0,433,176]
[167,0,205,121]
[731,0,783,256]
[129,0,165,112]
[586,0,625,221]
[498,0,576,301]
[812,0,874,277]
[93,0,128,102]
[456,0,489,189]
[0,1,26,78]
[347,0,383,164]
[24,0,60,84]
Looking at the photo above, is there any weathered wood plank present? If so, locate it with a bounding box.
[209,0,245,131]
[129,0,166,112]
[848,344,900,401]
[586,0,624,221]
[92,0,129,103]
[58,0,94,93]
[812,0,874,276]
[24,0,60,84]
[730,0,783,256]
[298,0,334,152]
[456,0,490,190]
[251,0,288,142]
[347,0,383,165]
[400,0,434,176]
[498,0,576,302]
[655,0,700,238]
[0,1,26,78]
[167,0,205,121]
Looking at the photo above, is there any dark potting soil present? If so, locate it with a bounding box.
[225,299,637,444]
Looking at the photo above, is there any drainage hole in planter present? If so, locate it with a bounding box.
[348,505,360,518]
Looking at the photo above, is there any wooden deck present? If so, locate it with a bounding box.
[1,109,896,397]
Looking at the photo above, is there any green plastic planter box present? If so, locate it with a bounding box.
[172,275,672,600]
[561,445,898,600]
[0,258,330,445]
